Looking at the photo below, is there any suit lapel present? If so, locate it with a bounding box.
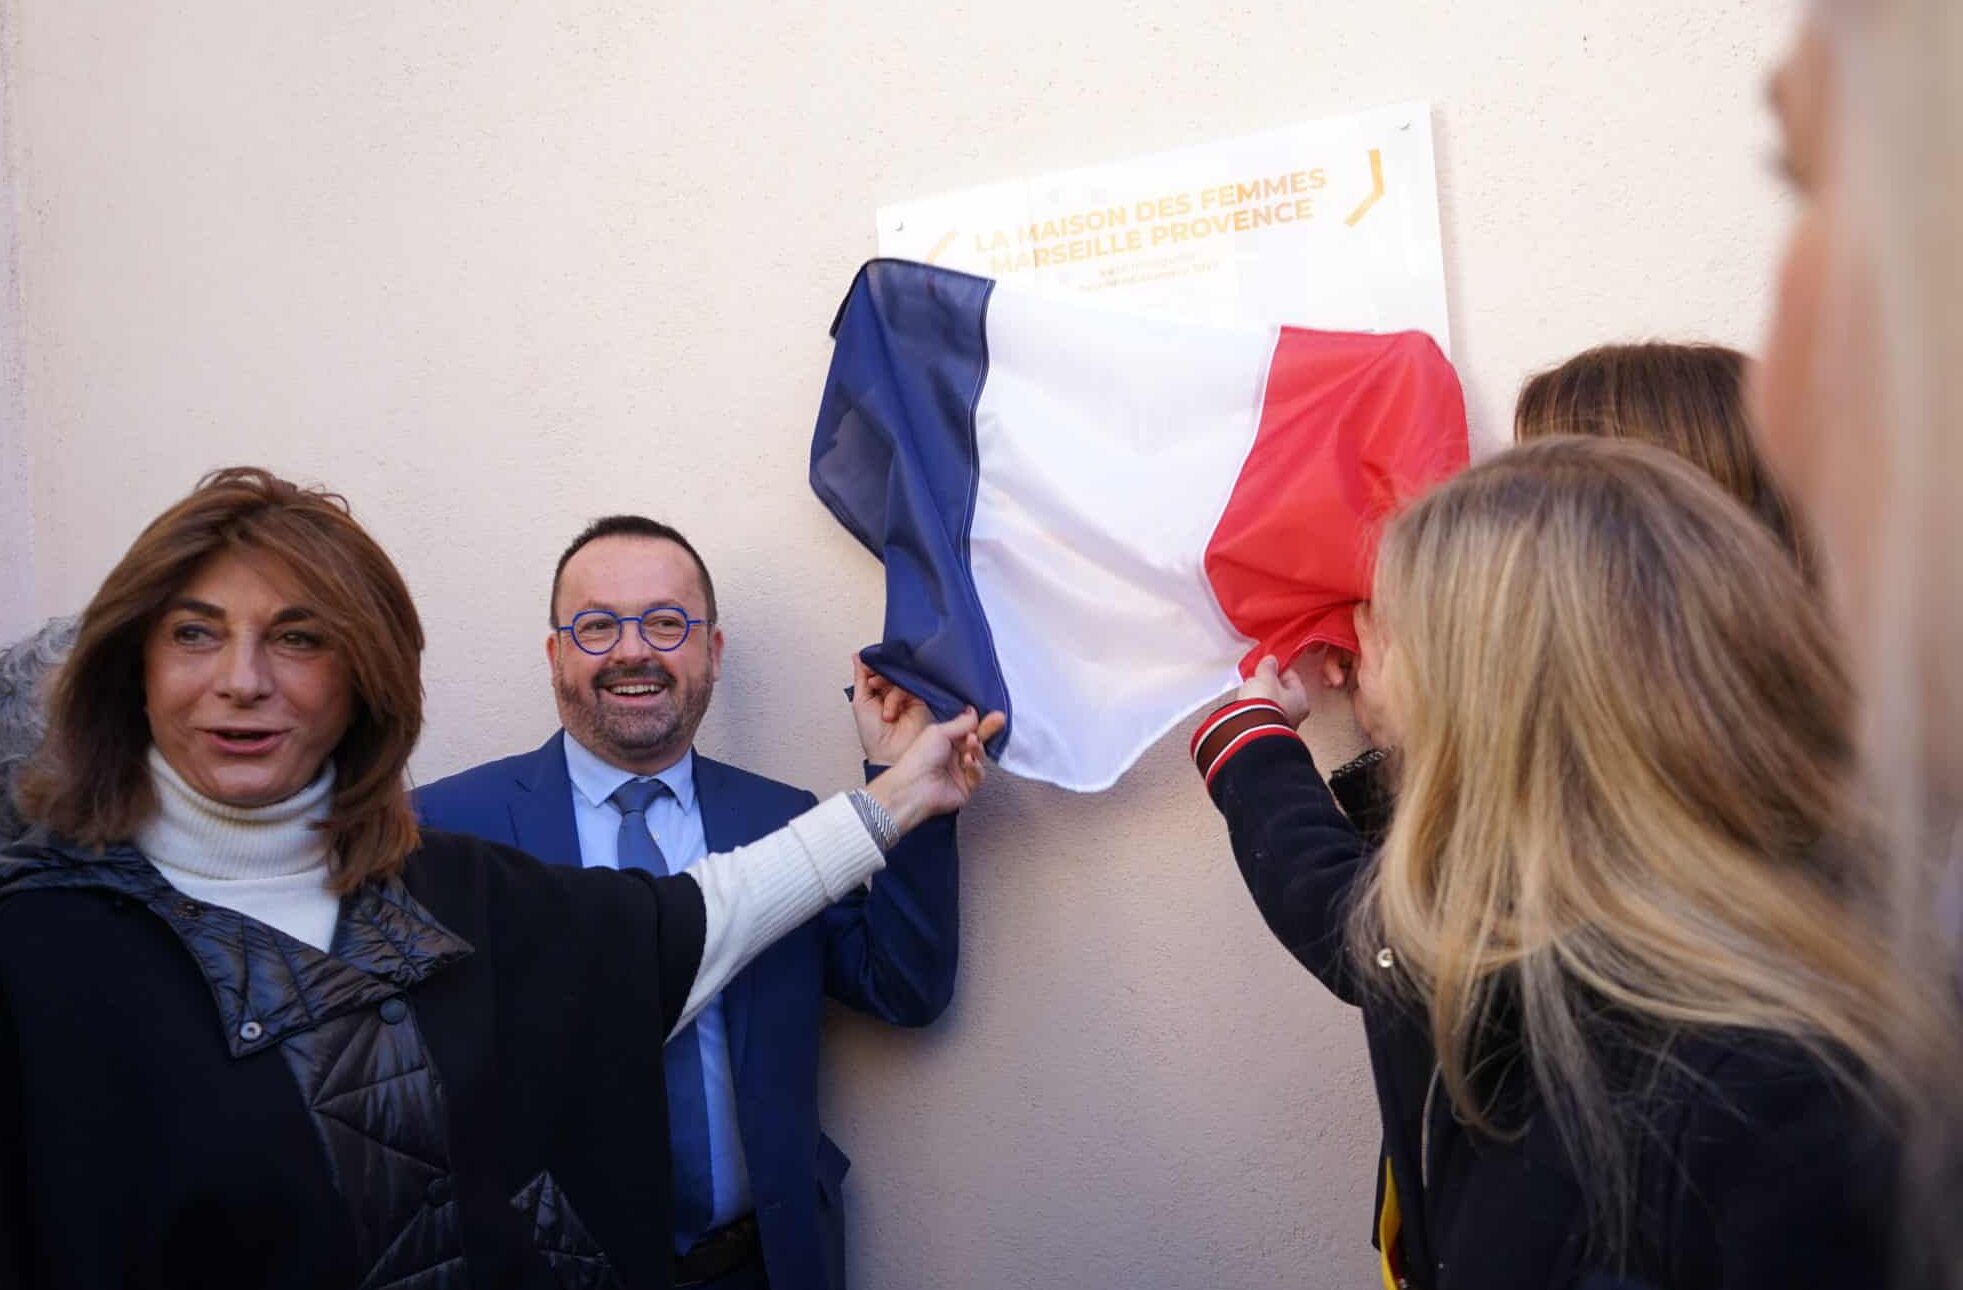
[694,755,756,1076]
[508,732,584,868]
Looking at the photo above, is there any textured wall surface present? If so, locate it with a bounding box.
[0,0,30,641]
[6,2,1796,1285]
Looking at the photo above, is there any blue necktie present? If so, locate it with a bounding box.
[610,778,717,1250]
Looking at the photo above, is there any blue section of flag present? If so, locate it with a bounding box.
[809,259,1014,755]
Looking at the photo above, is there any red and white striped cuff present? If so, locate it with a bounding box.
[1191,698,1298,787]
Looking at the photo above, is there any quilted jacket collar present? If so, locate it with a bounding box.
[0,835,473,1057]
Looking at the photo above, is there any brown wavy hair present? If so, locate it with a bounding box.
[19,468,425,890]
[1515,342,1813,571]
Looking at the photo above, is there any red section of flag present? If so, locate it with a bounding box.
[1203,328,1469,672]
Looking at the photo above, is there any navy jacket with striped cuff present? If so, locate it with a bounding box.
[1190,698,1301,787]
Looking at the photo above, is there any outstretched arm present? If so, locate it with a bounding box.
[660,705,1000,1038]
[821,656,962,1025]
[1196,657,1377,1006]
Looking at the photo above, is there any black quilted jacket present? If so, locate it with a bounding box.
[0,828,706,1290]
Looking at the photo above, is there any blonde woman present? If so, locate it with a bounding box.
[1193,437,1933,1289]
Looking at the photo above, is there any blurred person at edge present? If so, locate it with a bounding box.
[1759,4,1963,1285]
[0,468,1001,1290]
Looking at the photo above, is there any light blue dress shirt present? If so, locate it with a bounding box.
[563,734,754,1232]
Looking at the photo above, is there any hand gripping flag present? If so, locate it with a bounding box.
[810,259,1468,791]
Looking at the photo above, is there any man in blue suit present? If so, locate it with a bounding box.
[417,516,960,1290]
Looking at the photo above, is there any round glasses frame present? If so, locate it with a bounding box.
[554,606,712,656]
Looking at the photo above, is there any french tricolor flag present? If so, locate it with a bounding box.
[811,259,1468,791]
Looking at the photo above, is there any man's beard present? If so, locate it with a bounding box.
[555,657,712,766]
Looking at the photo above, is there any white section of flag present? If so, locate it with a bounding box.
[968,287,1270,791]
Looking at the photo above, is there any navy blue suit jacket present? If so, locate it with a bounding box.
[414,732,960,1290]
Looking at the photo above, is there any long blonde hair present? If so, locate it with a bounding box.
[1350,436,1939,1250]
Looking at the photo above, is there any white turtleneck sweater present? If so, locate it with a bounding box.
[134,746,341,951]
[128,746,891,1036]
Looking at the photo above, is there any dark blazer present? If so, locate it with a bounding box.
[1204,729,1899,1290]
[415,733,960,1290]
[0,829,704,1290]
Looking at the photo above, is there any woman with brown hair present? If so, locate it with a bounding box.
[1193,437,1940,1288]
[0,467,1000,1290]
[1514,341,1810,567]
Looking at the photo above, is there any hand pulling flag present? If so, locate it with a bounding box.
[810,259,1468,792]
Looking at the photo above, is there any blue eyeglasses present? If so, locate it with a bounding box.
[555,606,712,655]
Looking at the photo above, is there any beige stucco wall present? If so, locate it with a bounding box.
[5,2,1795,1285]
[0,0,31,642]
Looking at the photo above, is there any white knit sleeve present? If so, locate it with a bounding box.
[670,794,886,1038]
